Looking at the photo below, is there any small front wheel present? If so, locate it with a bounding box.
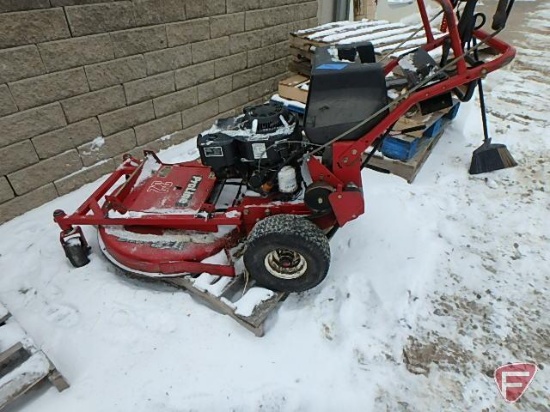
[63,238,90,268]
[243,215,331,293]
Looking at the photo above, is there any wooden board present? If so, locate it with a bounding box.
[0,308,69,411]
[288,19,445,76]
[365,124,447,183]
[166,273,287,337]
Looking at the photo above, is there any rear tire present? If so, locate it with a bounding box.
[63,239,90,268]
[244,214,330,293]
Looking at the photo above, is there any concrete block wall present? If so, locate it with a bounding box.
[0,0,318,223]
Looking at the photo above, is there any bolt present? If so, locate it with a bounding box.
[343,157,348,163]
[244,209,249,215]
[338,195,342,199]
[351,149,357,155]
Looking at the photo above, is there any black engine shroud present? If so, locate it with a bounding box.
[197,103,302,192]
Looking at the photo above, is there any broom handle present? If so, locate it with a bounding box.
[473,35,491,144]
[477,79,491,143]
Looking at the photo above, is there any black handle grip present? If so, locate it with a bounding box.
[492,0,509,30]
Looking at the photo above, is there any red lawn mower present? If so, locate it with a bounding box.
[54,0,516,293]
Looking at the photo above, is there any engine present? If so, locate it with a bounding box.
[197,103,304,195]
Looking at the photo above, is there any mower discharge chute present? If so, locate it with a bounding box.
[54,0,516,296]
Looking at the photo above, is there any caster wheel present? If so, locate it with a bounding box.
[63,238,90,268]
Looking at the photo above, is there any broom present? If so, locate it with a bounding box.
[468,78,517,174]
[469,0,517,174]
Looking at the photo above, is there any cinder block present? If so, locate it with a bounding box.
[0,184,57,224]
[134,113,182,145]
[61,85,126,123]
[248,76,278,100]
[0,8,70,48]
[0,84,17,117]
[218,88,249,113]
[0,176,14,203]
[214,53,247,78]
[144,45,191,76]
[181,100,218,129]
[210,13,245,38]
[0,45,45,83]
[261,57,288,79]
[124,72,175,105]
[38,34,114,73]
[8,149,82,195]
[133,0,186,26]
[52,0,129,4]
[32,118,101,158]
[186,0,225,19]
[248,46,275,68]
[0,0,50,12]
[0,140,39,175]
[153,88,197,118]
[85,55,147,91]
[261,23,290,47]
[198,76,232,104]
[273,40,290,59]
[111,25,167,58]
[0,103,67,148]
[78,129,136,166]
[157,123,203,149]
[229,31,262,54]
[202,110,235,131]
[245,6,291,31]
[192,37,230,64]
[299,2,318,19]
[175,62,214,90]
[227,0,259,13]
[98,100,155,136]
[54,158,116,196]
[65,2,136,37]
[9,68,90,111]
[166,18,210,47]
[129,122,202,157]
[232,67,262,89]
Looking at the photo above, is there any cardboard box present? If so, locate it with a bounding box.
[278,75,309,104]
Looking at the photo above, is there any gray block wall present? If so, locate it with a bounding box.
[0,0,318,223]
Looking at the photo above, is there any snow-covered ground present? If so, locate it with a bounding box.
[0,3,548,411]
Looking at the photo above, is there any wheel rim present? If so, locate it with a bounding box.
[264,249,308,279]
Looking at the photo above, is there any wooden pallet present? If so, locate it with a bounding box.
[166,273,287,337]
[365,124,447,183]
[289,19,445,76]
[0,304,69,410]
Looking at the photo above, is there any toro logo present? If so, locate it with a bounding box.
[176,175,202,207]
[494,363,538,403]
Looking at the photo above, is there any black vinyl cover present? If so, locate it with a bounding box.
[304,47,388,145]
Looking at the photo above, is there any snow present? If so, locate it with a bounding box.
[234,288,275,317]
[0,303,7,320]
[0,4,549,411]
[134,154,161,187]
[88,136,105,151]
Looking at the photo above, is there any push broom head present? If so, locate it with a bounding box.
[469,139,518,175]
